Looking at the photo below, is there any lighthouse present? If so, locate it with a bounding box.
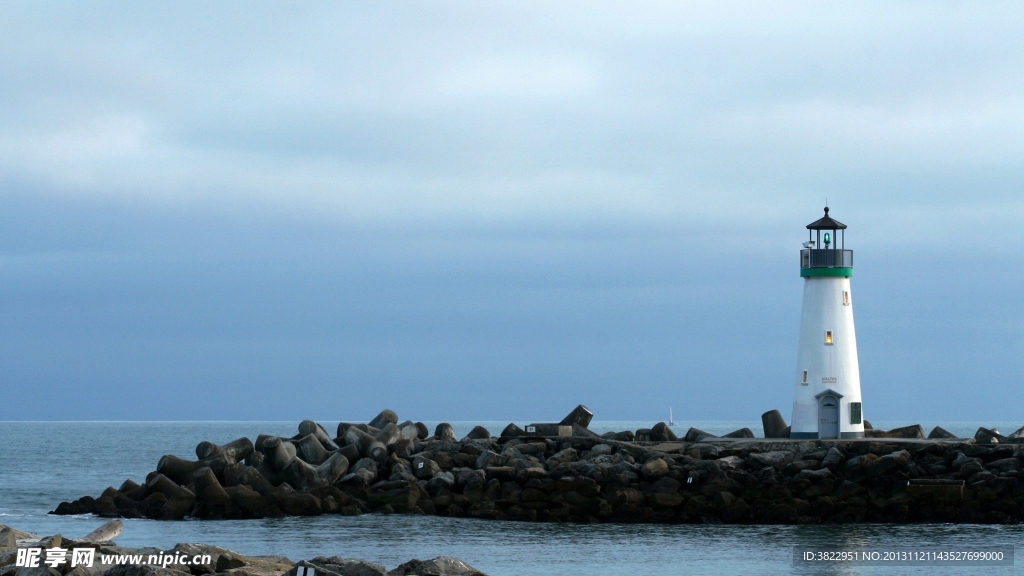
[790,207,864,439]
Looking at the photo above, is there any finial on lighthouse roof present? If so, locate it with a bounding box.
[806,206,847,230]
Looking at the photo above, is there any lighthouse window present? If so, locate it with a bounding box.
[850,402,862,424]
[843,291,850,306]
[825,331,833,345]
[802,370,808,385]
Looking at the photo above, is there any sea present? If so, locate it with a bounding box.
[2,421,1023,575]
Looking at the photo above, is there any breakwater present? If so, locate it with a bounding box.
[51,408,1024,524]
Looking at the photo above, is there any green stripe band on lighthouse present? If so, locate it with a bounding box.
[800,267,853,277]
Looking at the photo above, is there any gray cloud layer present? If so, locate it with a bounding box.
[1,2,1021,422]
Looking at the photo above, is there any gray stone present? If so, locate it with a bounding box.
[426,471,455,493]
[474,451,506,470]
[589,444,612,457]
[748,451,795,470]
[886,425,925,439]
[951,452,982,470]
[287,557,387,576]
[499,423,524,438]
[412,456,441,480]
[975,427,1007,444]
[684,428,716,442]
[641,458,669,478]
[463,426,491,441]
[388,556,487,576]
[986,458,1022,474]
[928,426,957,439]
[434,423,456,442]
[650,422,679,441]
[821,446,846,467]
[545,448,577,469]
[721,427,754,439]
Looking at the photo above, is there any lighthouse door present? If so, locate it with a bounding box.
[818,395,840,439]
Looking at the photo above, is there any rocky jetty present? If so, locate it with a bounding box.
[0,521,485,576]
[51,407,1024,524]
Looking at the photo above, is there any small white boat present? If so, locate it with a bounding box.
[669,407,674,426]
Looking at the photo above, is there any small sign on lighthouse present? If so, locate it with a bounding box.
[790,207,865,439]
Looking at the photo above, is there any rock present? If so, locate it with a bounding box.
[1008,425,1024,439]
[975,427,1007,444]
[80,519,122,543]
[388,557,487,576]
[863,420,873,430]
[887,425,925,439]
[951,452,981,469]
[633,428,652,441]
[650,422,679,442]
[545,448,577,468]
[589,444,612,457]
[474,451,507,470]
[862,450,911,477]
[715,456,745,470]
[499,424,524,438]
[761,410,788,439]
[641,458,669,479]
[748,451,795,470]
[843,453,879,475]
[412,456,441,480]
[821,446,846,467]
[286,557,387,576]
[928,426,957,439]
[369,410,399,430]
[601,430,634,442]
[104,566,185,576]
[427,472,455,493]
[721,428,754,439]
[684,428,717,442]
[463,426,491,441]
[986,458,1022,473]
[558,405,594,429]
[434,423,457,442]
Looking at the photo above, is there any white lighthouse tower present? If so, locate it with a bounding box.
[790,207,864,439]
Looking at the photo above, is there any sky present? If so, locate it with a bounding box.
[1,2,1022,424]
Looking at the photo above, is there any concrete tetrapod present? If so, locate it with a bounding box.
[761,410,789,439]
[434,423,456,442]
[294,434,334,465]
[368,410,399,430]
[559,405,594,429]
[263,437,298,470]
[343,426,388,462]
[298,420,340,451]
[195,437,254,462]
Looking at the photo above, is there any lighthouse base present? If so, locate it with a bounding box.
[790,431,865,439]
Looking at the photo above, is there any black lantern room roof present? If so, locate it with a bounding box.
[806,207,846,230]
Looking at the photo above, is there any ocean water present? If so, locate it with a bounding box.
[1,421,1022,575]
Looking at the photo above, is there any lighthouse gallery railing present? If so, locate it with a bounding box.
[800,249,853,269]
